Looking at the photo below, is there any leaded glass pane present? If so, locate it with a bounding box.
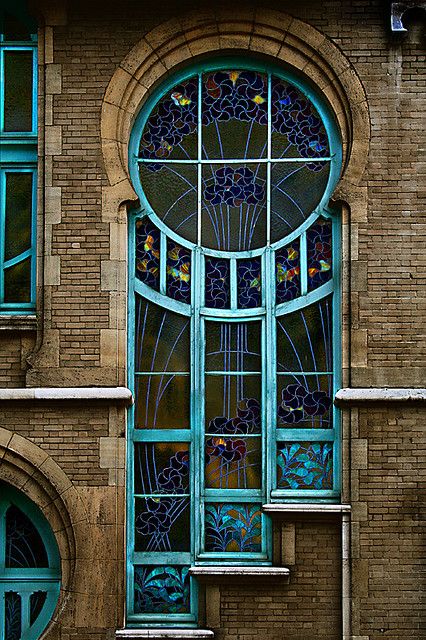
[237,258,262,308]
[201,163,266,251]
[135,218,160,290]
[205,375,261,434]
[205,322,261,372]
[6,505,48,568]
[202,69,267,160]
[134,565,190,614]
[139,76,198,161]
[4,50,33,132]
[4,256,31,303]
[30,591,47,627]
[135,497,190,552]
[134,443,189,495]
[205,257,230,309]
[276,442,333,490]
[135,375,190,430]
[205,503,262,552]
[5,172,32,261]
[5,592,21,640]
[166,239,191,303]
[275,240,300,304]
[276,298,333,373]
[277,375,333,428]
[205,435,261,489]
[307,216,332,290]
[139,163,197,244]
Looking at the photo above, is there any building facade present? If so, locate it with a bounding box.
[0,1,424,639]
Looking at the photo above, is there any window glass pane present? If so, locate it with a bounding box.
[135,375,190,430]
[5,592,21,640]
[5,172,33,261]
[237,258,261,308]
[135,299,190,373]
[139,76,198,161]
[276,297,333,373]
[4,50,33,132]
[307,216,332,291]
[134,443,190,495]
[272,76,329,160]
[4,256,31,303]
[205,375,261,434]
[6,505,48,568]
[205,503,262,552]
[270,161,330,242]
[135,218,160,290]
[202,69,268,160]
[276,441,333,490]
[134,565,190,614]
[275,240,300,304]
[205,435,261,489]
[201,163,266,251]
[30,592,47,627]
[166,239,191,303]
[204,257,230,309]
[135,497,190,552]
[277,375,333,429]
[205,321,261,372]
[139,163,197,244]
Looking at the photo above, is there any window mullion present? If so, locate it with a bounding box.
[264,247,276,507]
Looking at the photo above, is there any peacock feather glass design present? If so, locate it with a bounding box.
[166,240,191,303]
[277,442,333,490]
[276,240,300,304]
[135,218,160,290]
[134,566,190,614]
[205,503,262,553]
[237,258,261,308]
[307,217,332,290]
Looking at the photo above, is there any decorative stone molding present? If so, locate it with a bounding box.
[0,315,37,331]
[189,566,290,583]
[116,630,214,639]
[334,387,426,405]
[263,503,351,513]
[0,386,133,403]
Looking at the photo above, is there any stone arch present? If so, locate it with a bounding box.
[100,7,370,210]
[0,428,86,636]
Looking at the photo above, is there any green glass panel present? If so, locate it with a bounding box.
[205,435,261,489]
[135,375,190,430]
[5,592,21,640]
[205,503,262,552]
[139,163,197,244]
[135,496,190,552]
[134,565,190,614]
[134,442,190,495]
[205,321,261,372]
[277,375,333,429]
[205,374,261,435]
[276,441,333,490]
[4,50,33,132]
[30,592,47,627]
[4,256,31,303]
[5,172,33,261]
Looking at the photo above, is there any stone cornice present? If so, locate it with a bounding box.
[335,388,426,406]
[0,387,133,404]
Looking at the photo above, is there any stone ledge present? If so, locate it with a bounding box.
[116,630,214,639]
[189,566,290,583]
[263,503,351,514]
[334,387,426,406]
[0,387,133,405]
[0,315,37,330]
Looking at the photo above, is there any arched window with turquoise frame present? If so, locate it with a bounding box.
[0,482,61,639]
[127,58,342,626]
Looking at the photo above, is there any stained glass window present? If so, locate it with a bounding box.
[0,483,61,640]
[129,60,341,625]
[0,2,37,311]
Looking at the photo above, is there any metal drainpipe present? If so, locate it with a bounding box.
[342,511,351,640]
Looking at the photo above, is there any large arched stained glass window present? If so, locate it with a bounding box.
[128,60,342,625]
[0,483,61,639]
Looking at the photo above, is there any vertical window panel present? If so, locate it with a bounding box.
[5,592,21,640]
[275,240,301,304]
[4,257,31,303]
[166,239,191,303]
[135,219,160,290]
[4,50,33,132]
[237,258,262,308]
[307,217,333,291]
[5,172,33,261]
[205,257,230,309]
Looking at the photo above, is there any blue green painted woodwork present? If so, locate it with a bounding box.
[128,59,342,625]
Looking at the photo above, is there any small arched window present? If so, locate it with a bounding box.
[128,60,342,625]
[0,483,61,639]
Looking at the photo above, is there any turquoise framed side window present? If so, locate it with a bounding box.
[0,1,37,313]
[127,60,342,626]
[0,482,61,640]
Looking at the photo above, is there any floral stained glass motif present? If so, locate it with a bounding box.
[134,443,190,495]
[307,217,332,290]
[205,257,230,308]
[135,219,160,290]
[237,258,261,308]
[135,497,190,552]
[205,436,261,489]
[134,565,190,614]
[5,592,21,640]
[277,378,332,428]
[277,442,333,490]
[205,503,262,552]
[166,240,191,303]
[276,240,300,304]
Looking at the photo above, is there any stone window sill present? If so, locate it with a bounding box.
[115,630,214,639]
[189,566,290,583]
[0,387,133,405]
[334,387,426,405]
[262,503,351,514]
[0,315,37,330]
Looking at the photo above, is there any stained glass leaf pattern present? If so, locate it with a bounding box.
[277,442,333,490]
[166,240,191,303]
[205,258,230,308]
[205,503,262,552]
[307,217,332,290]
[205,436,261,489]
[6,506,48,568]
[237,258,261,308]
[277,378,332,428]
[5,592,21,640]
[134,566,190,614]
[135,218,160,289]
[276,241,300,304]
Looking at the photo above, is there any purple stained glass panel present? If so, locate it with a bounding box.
[205,503,262,553]
[205,375,261,435]
[166,240,191,303]
[205,435,261,489]
[275,240,301,304]
[135,218,160,290]
[205,257,230,308]
[134,442,190,495]
[307,217,332,290]
[237,258,261,308]
[277,375,333,429]
[134,565,190,614]
[277,441,333,490]
[135,497,190,552]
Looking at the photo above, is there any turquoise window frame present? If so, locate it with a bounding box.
[127,58,342,626]
[0,13,37,313]
[0,483,61,639]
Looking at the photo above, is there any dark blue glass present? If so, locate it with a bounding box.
[276,240,300,303]
[205,257,230,308]
[307,217,332,290]
[166,240,191,303]
[134,565,190,614]
[135,218,160,290]
[237,258,261,308]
